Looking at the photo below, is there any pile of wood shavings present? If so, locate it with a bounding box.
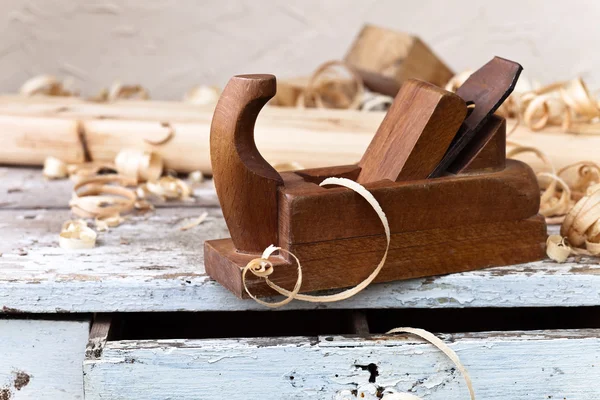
[508,144,600,261]
[43,154,206,250]
[448,72,600,134]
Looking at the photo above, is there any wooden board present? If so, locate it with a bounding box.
[83,329,600,400]
[0,167,599,312]
[0,95,382,173]
[0,318,90,399]
[0,95,598,179]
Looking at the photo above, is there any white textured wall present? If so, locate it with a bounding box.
[1,0,599,99]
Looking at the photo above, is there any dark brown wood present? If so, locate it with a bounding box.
[357,79,466,183]
[210,74,283,253]
[280,160,539,245]
[430,57,522,177]
[205,215,546,298]
[461,115,506,173]
[205,63,545,300]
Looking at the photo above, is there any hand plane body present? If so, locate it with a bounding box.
[205,58,546,299]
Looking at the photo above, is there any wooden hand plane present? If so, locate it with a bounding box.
[205,57,546,299]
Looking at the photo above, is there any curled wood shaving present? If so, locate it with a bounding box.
[20,75,76,97]
[242,177,389,308]
[67,162,117,182]
[179,212,208,231]
[189,170,205,184]
[59,220,97,249]
[95,214,125,232]
[450,71,600,132]
[43,156,68,179]
[140,176,193,201]
[508,144,600,259]
[296,60,365,110]
[546,235,571,262]
[184,85,221,105]
[444,70,474,93]
[382,328,475,400]
[70,175,137,218]
[115,149,163,183]
[107,82,149,101]
[143,123,174,146]
[361,92,394,112]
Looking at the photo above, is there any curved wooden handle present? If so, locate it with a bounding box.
[210,74,283,253]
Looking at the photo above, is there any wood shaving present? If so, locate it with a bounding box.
[67,162,117,182]
[382,328,475,400]
[242,177,389,308]
[179,212,208,231]
[70,175,137,218]
[43,156,68,179]
[449,71,600,133]
[95,214,125,231]
[144,123,174,146]
[508,144,600,259]
[107,82,149,101]
[140,176,192,201]
[361,91,394,112]
[20,75,76,97]
[546,235,571,262]
[297,60,365,110]
[115,149,163,183]
[189,170,205,184]
[184,85,221,105]
[59,219,97,249]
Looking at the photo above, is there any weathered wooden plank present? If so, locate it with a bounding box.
[83,329,600,400]
[0,318,90,400]
[0,207,599,312]
[0,166,219,209]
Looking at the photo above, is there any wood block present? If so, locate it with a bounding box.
[344,25,454,96]
[205,215,546,298]
[357,79,466,183]
[280,160,540,245]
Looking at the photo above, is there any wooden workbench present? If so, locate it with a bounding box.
[1,165,599,399]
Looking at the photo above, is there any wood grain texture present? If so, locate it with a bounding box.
[0,206,597,312]
[210,74,283,252]
[344,25,454,96]
[0,318,89,400]
[357,79,466,183]
[280,160,540,244]
[0,95,383,174]
[431,57,522,176]
[210,215,545,298]
[83,330,600,400]
[2,95,598,179]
